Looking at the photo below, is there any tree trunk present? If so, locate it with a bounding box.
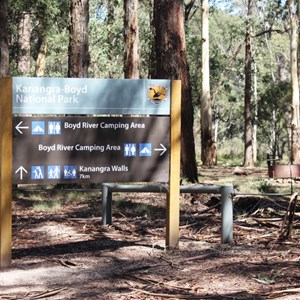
[0,0,9,77]
[243,0,254,167]
[35,36,47,77]
[107,0,115,78]
[17,12,31,76]
[152,0,198,183]
[201,0,216,166]
[252,61,257,164]
[124,0,140,79]
[290,0,300,163]
[68,0,90,78]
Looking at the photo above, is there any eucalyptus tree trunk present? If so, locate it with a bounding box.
[35,36,47,77]
[107,0,115,78]
[244,0,254,167]
[152,0,198,182]
[201,0,216,166]
[289,0,300,163]
[124,0,140,79]
[252,61,258,164]
[17,12,31,76]
[68,0,90,78]
[0,0,9,77]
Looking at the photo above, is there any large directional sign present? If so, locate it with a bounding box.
[1,77,181,266]
[13,116,170,184]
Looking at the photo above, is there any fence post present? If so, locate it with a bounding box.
[102,184,112,225]
[220,184,234,243]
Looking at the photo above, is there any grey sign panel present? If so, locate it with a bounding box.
[12,77,171,115]
[13,116,170,184]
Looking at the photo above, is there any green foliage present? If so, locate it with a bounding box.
[257,79,291,157]
[217,137,244,166]
[33,200,61,212]
[256,179,278,194]
[5,0,293,165]
[89,0,124,78]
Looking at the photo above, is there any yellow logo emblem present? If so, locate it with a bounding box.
[148,85,167,104]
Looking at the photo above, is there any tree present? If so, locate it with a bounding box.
[243,0,254,166]
[17,11,31,75]
[0,0,9,77]
[68,0,90,78]
[124,0,140,78]
[289,0,300,163]
[201,0,217,165]
[35,36,47,77]
[152,0,198,182]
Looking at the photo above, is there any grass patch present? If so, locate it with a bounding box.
[33,200,62,212]
[114,199,163,218]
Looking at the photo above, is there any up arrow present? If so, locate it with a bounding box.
[154,144,167,156]
[16,121,29,134]
[15,166,28,180]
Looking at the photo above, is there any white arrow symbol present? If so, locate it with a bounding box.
[16,121,29,134]
[15,166,28,180]
[154,144,167,156]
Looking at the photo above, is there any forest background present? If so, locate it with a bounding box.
[0,0,298,183]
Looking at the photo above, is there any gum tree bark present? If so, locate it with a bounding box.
[124,0,140,79]
[68,0,90,78]
[152,0,198,182]
[35,36,47,77]
[289,0,300,163]
[244,0,254,166]
[17,12,31,75]
[201,0,217,166]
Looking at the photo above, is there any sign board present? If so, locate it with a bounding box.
[12,77,171,115]
[13,116,170,184]
[0,77,181,267]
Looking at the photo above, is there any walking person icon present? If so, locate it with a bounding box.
[31,166,44,179]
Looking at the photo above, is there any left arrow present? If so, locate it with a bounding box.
[15,166,28,180]
[16,121,29,134]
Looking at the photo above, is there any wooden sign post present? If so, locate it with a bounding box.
[167,80,181,249]
[0,77,12,267]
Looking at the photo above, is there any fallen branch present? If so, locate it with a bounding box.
[132,288,206,299]
[264,286,300,299]
[234,224,265,232]
[29,287,67,299]
[279,192,298,240]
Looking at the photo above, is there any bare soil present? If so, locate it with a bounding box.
[1,166,300,299]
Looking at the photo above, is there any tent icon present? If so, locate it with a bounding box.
[32,121,45,135]
[139,143,152,156]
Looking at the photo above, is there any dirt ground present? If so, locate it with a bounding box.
[1,166,300,299]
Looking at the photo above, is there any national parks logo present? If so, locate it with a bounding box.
[147,85,167,105]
